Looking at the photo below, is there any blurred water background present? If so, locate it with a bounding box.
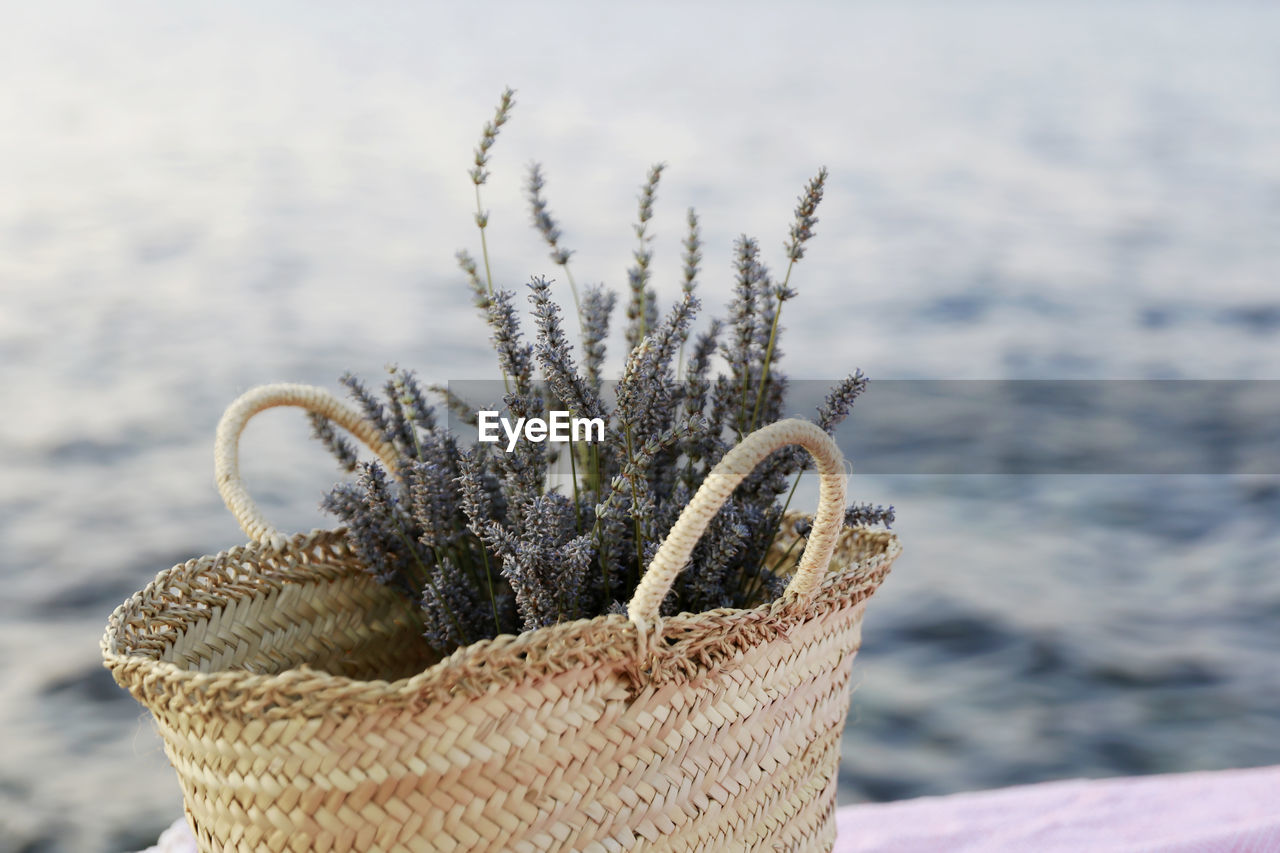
[2,2,1278,849]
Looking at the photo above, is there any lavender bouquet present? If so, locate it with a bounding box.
[311,89,893,656]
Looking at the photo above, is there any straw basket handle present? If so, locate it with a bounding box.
[214,383,402,549]
[627,418,847,628]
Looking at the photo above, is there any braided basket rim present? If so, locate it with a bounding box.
[102,520,899,720]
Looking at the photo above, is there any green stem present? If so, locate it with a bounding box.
[750,259,796,432]
[635,232,649,344]
[390,519,468,648]
[563,264,583,334]
[769,534,805,576]
[744,471,803,603]
[737,366,753,439]
[589,435,602,496]
[568,431,582,534]
[473,183,509,396]
[585,442,610,606]
[624,427,645,589]
[477,541,501,635]
[744,531,806,608]
[403,393,425,463]
[475,186,495,299]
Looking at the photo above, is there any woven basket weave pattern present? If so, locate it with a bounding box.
[105,525,896,852]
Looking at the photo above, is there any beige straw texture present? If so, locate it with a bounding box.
[629,419,847,627]
[105,396,901,852]
[215,383,402,549]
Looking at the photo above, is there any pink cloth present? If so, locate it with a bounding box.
[835,765,1280,852]
[141,766,1280,852]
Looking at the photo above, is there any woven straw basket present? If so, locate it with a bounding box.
[103,384,900,852]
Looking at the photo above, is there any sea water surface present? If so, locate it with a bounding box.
[1,2,1279,849]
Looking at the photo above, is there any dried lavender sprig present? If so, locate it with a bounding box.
[625,281,658,354]
[428,383,482,428]
[324,462,425,601]
[749,168,829,431]
[705,375,739,468]
[678,320,723,491]
[784,167,828,263]
[629,484,659,593]
[737,502,785,605]
[754,286,779,355]
[580,284,616,393]
[468,87,517,300]
[526,163,568,262]
[392,368,436,433]
[456,450,506,551]
[403,438,464,542]
[724,237,758,387]
[340,373,396,458]
[684,320,721,414]
[526,162,581,319]
[677,500,750,614]
[522,275,601,512]
[457,250,488,309]
[590,413,701,599]
[499,493,582,630]
[608,412,705,588]
[845,503,896,528]
[793,503,896,539]
[308,412,359,472]
[527,275,607,423]
[470,87,516,187]
[626,163,666,349]
[361,462,428,592]
[636,163,664,234]
[561,534,596,621]
[421,556,488,652]
[491,390,549,532]
[724,236,769,436]
[484,289,535,396]
[383,366,419,458]
[322,480,400,589]
[682,207,701,295]
[748,284,786,430]
[614,294,699,450]
[648,292,699,378]
[446,450,508,635]
[675,206,703,376]
[417,446,507,633]
[816,370,868,434]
